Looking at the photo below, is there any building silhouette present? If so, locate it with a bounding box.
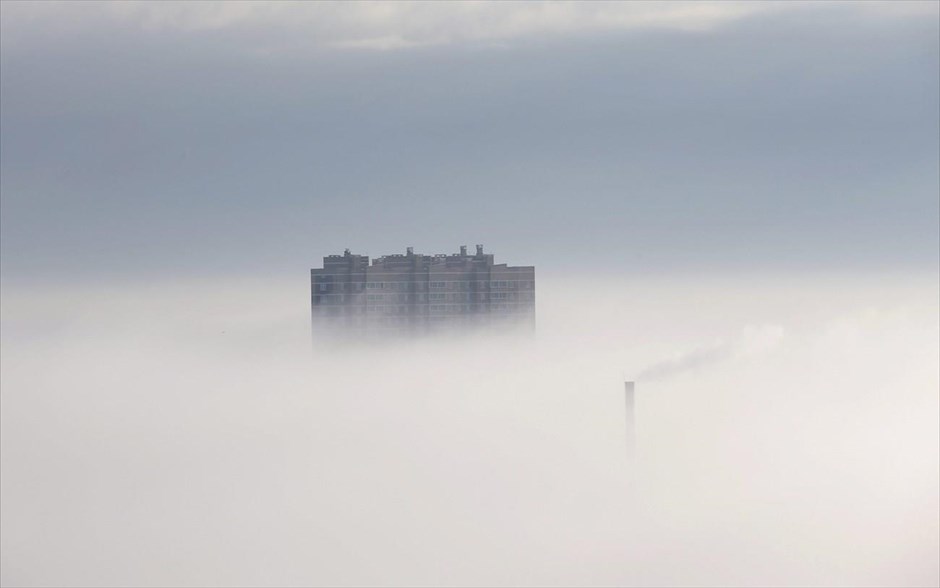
[311,245,535,337]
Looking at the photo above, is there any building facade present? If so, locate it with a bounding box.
[311,245,535,337]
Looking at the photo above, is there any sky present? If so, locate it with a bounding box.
[1,1,938,278]
[1,3,938,587]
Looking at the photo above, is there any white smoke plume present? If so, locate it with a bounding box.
[635,324,785,382]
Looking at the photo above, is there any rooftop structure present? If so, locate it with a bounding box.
[311,245,535,337]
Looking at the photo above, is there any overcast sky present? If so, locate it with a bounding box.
[1,5,938,586]
[1,1,937,279]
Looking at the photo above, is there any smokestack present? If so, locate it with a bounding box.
[624,381,635,465]
[460,245,467,256]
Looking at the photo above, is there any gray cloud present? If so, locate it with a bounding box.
[0,2,937,280]
[1,2,932,52]
[0,2,826,51]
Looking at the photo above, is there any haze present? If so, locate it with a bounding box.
[1,2,938,587]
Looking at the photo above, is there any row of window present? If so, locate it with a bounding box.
[316,303,535,316]
[315,279,534,292]
[319,292,534,304]
[365,304,532,314]
[316,314,532,326]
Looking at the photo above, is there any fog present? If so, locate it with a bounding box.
[1,271,937,587]
[2,1,937,585]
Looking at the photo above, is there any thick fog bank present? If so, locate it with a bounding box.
[1,272,938,587]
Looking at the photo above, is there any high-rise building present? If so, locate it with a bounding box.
[311,245,535,337]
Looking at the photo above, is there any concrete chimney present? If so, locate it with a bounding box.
[624,381,635,465]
